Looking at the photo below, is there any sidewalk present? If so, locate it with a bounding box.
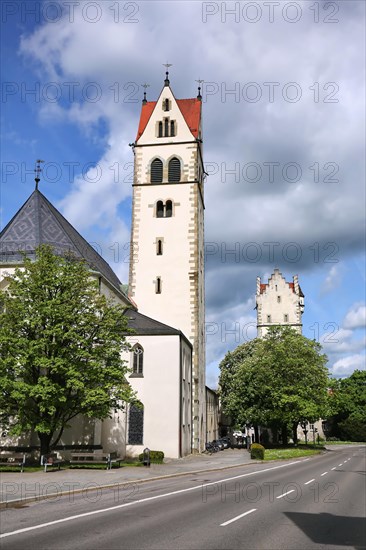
[0,449,253,507]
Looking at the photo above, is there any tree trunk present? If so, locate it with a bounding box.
[281,425,288,446]
[254,425,259,443]
[292,422,299,446]
[38,432,53,456]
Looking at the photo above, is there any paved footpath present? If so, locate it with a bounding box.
[0,449,254,507]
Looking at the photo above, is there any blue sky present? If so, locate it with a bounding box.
[1,0,365,386]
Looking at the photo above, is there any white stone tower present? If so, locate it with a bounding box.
[256,269,305,337]
[128,72,206,452]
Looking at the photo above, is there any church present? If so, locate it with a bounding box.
[0,73,215,459]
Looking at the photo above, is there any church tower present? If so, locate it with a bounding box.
[128,72,206,452]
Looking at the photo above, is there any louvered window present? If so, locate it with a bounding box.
[170,120,175,137]
[164,98,170,111]
[156,201,164,218]
[158,121,163,137]
[164,118,169,137]
[151,159,163,183]
[168,158,181,182]
[166,200,173,217]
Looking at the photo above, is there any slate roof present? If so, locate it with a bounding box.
[0,189,123,292]
[124,308,192,346]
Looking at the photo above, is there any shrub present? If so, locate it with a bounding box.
[138,450,164,463]
[251,443,265,460]
[326,436,340,442]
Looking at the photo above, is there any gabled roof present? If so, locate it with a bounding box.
[124,309,191,346]
[0,189,123,292]
[136,97,201,141]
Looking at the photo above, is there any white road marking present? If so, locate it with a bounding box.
[304,479,315,485]
[321,472,328,476]
[0,460,308,539]
[276,490,295,499]
[220,508,257,526]
[338,463,343,466]
[331,467,336,470]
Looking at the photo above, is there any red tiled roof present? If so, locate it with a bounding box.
[260,284,267,294]
[288,282,295,292]
[136,97,201,141]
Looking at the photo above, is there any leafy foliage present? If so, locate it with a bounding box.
[327,370,366,441]
[219,326,330,443]
[250,443,265,460]
[0,245,135,454]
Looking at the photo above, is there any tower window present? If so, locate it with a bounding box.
[277,296,281,303]
[164,98,170,111]
[267,315,271,323]
[164,118,169,137]
[168,157,181,183]
[284,314,289,322]
[156,277,162,294]
[151,158,163,183]
[170,120,175,137]
[158,121,163,137]
[165,200,173,217]
[156,200,164,218]
[132,344,144,376]
[157,239,163,255]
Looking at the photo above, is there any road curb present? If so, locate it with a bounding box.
[0,460,260,510]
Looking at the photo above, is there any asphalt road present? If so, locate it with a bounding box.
[1,446,365,549]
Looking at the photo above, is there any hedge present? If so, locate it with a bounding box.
[250,443,265,460]
[138,450,164,463]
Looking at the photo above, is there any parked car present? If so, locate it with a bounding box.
[219,437,231,449]
[212,439,225,450]
[233,430,244,438]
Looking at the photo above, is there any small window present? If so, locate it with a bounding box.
[132,345,144,375]
[157,239,163,255]
[156,277,161,294]
[151,159,163,183]
[165,200,173,217]
[164,118,169,137]
[156,201,164,218]
[158,121,163,137]
[128,404,144,445]
[284,314,289,322]
[277,296,281,303]
[170,120,175,137]
[168,157,181,183]
[164,98,170,111]
[275,285,278,291]
[267,315,271,323]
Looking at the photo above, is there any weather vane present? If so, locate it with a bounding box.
[34,159,45,190]
[141,83,150,103]
[196,79,204,99]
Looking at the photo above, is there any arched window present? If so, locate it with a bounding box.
[165,200,173,218]
[151,159,163,183]
[170,120,175,137]
[164,118,169,137]
[168,157,181,183]
[164,98,170,111]
[158,121,163,137]
[157,239,163,255]
[156,201,164,218]
[156,277,161,294]
[128,403,144,445]
[132,344,144,375]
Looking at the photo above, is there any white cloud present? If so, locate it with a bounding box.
[321,264,344,295]
[331,354,365,378]
[343,303,366,329]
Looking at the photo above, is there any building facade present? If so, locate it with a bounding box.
[128,73,206,452]
[256,268,305,337]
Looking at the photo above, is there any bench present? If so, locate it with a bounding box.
[70,451,122,470]
[0,453,26,472]
[41,453,63,473]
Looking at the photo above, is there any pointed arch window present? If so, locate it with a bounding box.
[164,98,170,111]
[132,344,144,376]
[151,159,163,183]
[128,403,144,445]
[170,120,175,137]
[168,158,181,183]
[158,121,163,137]
[165,200,173,218]
[164,118,169,137]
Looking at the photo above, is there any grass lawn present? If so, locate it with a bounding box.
[324,441,366,445]
[263,447,324,461]
[0,461,144,472]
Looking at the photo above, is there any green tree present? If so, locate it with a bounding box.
[0,245,135,456]
[219,326,330,445]
[327,370,366,441]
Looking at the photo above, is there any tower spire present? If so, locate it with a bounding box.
[196,79,204,101]
[34,159,45,190]
[141,83,150,104]
[163,63,172,86]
